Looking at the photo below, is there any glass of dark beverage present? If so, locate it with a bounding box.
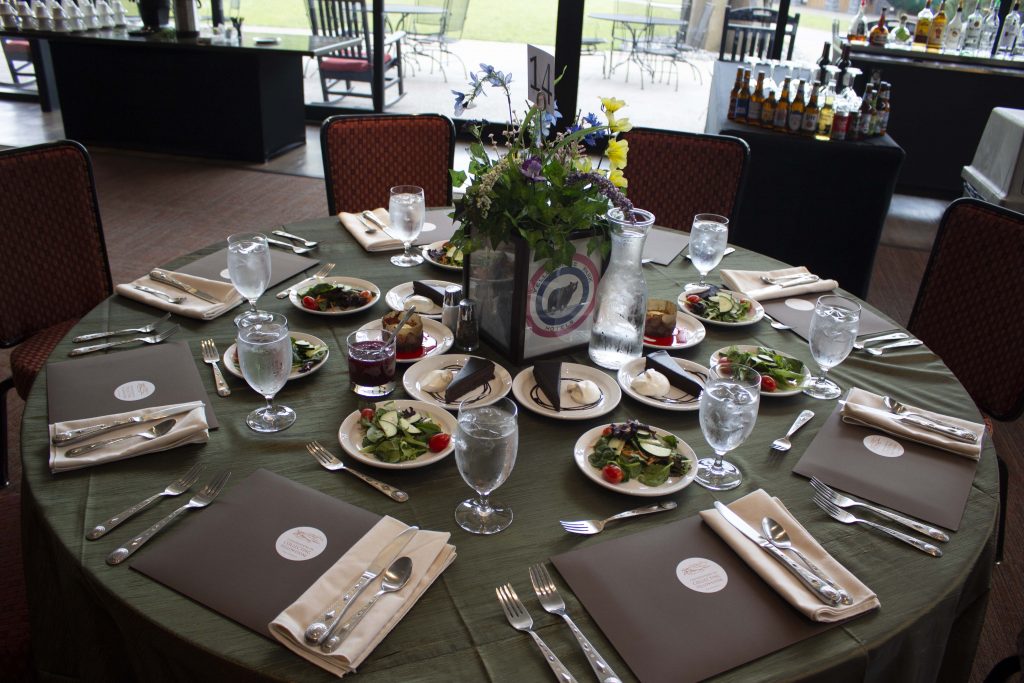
[346,329,397,397]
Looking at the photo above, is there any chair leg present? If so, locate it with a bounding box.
[1,376,12,489]
[996,453,1007,564]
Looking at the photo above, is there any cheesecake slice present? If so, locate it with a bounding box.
[412,281,447,306]
[445,357,496,403]
[645,351,703,396]
[533,361,562,411]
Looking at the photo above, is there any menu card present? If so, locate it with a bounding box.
[132,469,379,635]
[552,515,833,683]
[761,293,896,340]
[793,404,977,530]
[413,208,458,244]
[642,228,689,266]
[46,341,219,428]
[178,247,318,288]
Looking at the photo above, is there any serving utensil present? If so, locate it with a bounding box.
[495,583,578,683]
[272,228,318,248]
[809,477,950,542]
[275,262,334,299]
[73,313,171,342]
[265,236,315,255]
[812,494,942,557]
[853,331,908,351]
[881,396,978,443]
[320,556,413,653]
[69,326,179,356]
[132,285,185,304]
[864,338,924,356]
[770,410,814,452]
[86,463,203,540]
[200,338,231,397]
[306,441,408,502]
[559,501,677,535]
[760,516,851,604]
[66,419,176,457]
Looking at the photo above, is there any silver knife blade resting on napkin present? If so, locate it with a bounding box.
[895,413,978,443]
[714,502,844,607]
[149,270,222,304]
[51,405,195,446]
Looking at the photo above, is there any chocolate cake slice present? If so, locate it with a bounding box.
[533,361,562,411]
[445,357,495,403]
[645,351,703,396]
[412,281,447,306]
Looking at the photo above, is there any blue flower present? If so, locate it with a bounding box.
[520,156,544,182]
[452,91,467,116]
[583,112,601,128]
[540,103,563,137]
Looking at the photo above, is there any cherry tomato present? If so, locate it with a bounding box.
[686,294,701,304]
[302,295,318,310]
[428,433,451,453]
[602,426,614,436]
[760,375,778,392]
[359,290,373,302]
[602,464,624,484]
[359,408,375,420]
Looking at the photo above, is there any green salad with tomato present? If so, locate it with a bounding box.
[683,286,752,322]
[299,282,374,312]
[588,420,690,487]
[719,346,806,393]
[359,402,450,463]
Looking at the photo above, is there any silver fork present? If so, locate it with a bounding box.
[266,236,315,255]
[560,501,677,535]
[200,338,231,397]
[273,228,319,248]
[73,313,172,342]
[69,326,179,356]
[770,410,815,452]
[107,470,231,565]
[276,262,335,298]
[853,331,908,351]
[529,564,621,683]
[809,477,949,542]
[495,583,578,683]
[86,463,203,540]
[865,339,924,356]
[812,493,942,557]
[306,441,408,502]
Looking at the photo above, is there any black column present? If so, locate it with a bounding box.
[553,0,583,130]
[772,0,792,60]
[372,0,384,112]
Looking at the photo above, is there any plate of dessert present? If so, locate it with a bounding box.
[385,279,458,318]
[358,311,453,364]
[338,399,457,469]
[511,361,621,420]
[617,352,709,412]
[643,298,705,350]
[403,354,513,409]
[574,419,698,496]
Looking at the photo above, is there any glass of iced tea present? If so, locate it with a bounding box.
[346,329,397,397]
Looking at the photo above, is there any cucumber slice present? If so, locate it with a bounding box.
[607,437,625,454]
[712,294,733,313]
[379,411,400,426]
[639,440,673,458]
[398,418,422,435]
[380,420,398,437]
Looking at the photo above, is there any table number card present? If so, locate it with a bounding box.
[527,45,555,114]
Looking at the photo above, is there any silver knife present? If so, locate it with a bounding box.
[52,404,195,445]
[714,502,844,607]
[896,413,978,443]
[778,276,821,288]
[361,211,389,231]
[149,270,222,304]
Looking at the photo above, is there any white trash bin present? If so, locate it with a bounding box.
[961,107,1024,213]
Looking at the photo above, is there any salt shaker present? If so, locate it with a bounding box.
[455,298,479,352]
[441,284,462,332]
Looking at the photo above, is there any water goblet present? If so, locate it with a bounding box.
[453,397,518,535]
[237,312,296,433]
[227,232,272,327]
[804,294,861,400]
[388,185,425,268]
[685,213,729,292]
[695,364,760,491]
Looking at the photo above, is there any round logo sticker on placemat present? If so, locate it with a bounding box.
[525,254,599,339]
[275,526,327,561]
[219,268,231,280]
[113,380,156,402]
[784,298,815,311]
[675,557,728,593]
[863,435,904,458]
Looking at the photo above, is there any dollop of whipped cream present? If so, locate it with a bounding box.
[567,379,601,404]
[632,369,670,397]
[404,295,434,311]
[421,369,454,392]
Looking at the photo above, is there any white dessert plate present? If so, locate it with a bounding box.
[403,354,513,409]
[512,362,621,420]
[338,399,458,470]
[573,423,698,496]
[617,356,709,412]
[358,318,454,364]
[643,311,706,350]
[385,279,458,317]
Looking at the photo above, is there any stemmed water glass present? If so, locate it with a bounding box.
[388,185,425,268]
[685,213,729,292]
[804,294,861,400]
[453,397,518,534]
[236,312,296,433]
[227,232,272,327]
[695,364,760,491]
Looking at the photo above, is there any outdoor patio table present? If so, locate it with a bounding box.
[589,12,687,83]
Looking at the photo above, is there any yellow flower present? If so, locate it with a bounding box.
[608,169,628,188]
[573,156,594,172]
[600,97,626,113]
[605,138,628,170]
[608,115,633,134]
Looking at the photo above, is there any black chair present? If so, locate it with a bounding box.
[405,0,469,81]
[719,6,800,61]
[1,37,34,86]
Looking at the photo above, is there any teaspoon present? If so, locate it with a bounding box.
[321,556,413,653]
[761,516,852,605]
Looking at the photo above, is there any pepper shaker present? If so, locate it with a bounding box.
[441,284,462,333]
[455,298,479,352]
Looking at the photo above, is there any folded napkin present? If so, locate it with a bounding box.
[841,387,985,460]
[721,266,838,301]
[700,489,879,623]
[48,400,209,473]
[115,270,243,320]
[339,208,403,253]
[269,516,456,677]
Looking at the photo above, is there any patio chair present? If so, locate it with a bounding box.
[719,6,800,61]
[1,37,34,86]
[405,0,469,81]
[0,141,112,488]
[638,1,714,89]
[307,0,405,106]
[320,113,456,215]
[622,128,750,232]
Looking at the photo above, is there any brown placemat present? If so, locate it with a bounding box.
[792,404,977,530]
[642,228,689,265]
[178,247,319,289]
[551,515,833,683]
[761,293,897,340]
[46,341,219,429]
[132,469,380,636]
[412,208,458,245]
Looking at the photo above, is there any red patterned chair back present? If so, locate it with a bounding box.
[622,128,749,232]
[320,114,456,215]
[908,198,1024,421]
[0,141,112,348]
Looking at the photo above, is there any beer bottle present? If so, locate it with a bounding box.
[876,82,891,136]
[802,83,821,137]
[915,0,934,46]
[788,80,806,134]
[734,69,751,121]
[747,72,766,126]
[761,84,777,128]
[727,67,744,119]
[816,80,836,141]
[858,85,876,138]
[832,100,850,141]
[928,0,948,50]
[773,77,791,131]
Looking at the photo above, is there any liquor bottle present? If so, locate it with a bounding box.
[859,85,877,137]
[734,69,751,120]
[802,83,821,136]
[876,81,891,135]
[963,0,985,52]
[835,44,852,94]
[914,0,934,45]
[761,85,777,128]
[944,0,965,51]
[773,77,792,131]
[928,0,948,49]
[748,72,766,125]
[996,0,1021,54]
[848,0,869,42]
[980,0,1001,54]
[788,79,806,134]
[870,7,890,45]
[890,13,914,46]
[816,80,836,141]
[816,42,831,84]
[727,67,744,119]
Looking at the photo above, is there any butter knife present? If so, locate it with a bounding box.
[361,210,389,232]
[52,404,195,445]
[149,270,222,304]
[896,413,978,443]
[714,502,843,607]
[761,274,820,286]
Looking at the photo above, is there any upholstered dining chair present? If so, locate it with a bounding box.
[0,140,112,487]
[907,197,1024,563]
[320,114,456,215]
[621,128,749,232]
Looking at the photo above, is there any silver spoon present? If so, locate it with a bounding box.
[761,516,852,605]
[265,236,315,255]
[321,556,413,653]
[864,338,923,356]
[763,313,790,331]
[65,419,176,457]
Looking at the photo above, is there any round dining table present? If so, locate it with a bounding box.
[20,215,998,682]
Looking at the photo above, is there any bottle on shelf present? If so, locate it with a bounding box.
[773,76,792,131]
[747,71,766,125]
[802,83,821,137]
[996,0,1021,54]
[870,7,890,45]
[859,85,877,138]
[944,0,965,51]
[816,42,831,84]
[876,81,891,136]
[760,83,777,128]
[890,13,914,46]
[788,79,806,134]
[963,0,985,52]
[832,99,851,141]
[727,66,744,119]
[914,0,934,46]
[835,44,852,92]
[928,0,949,49]
[816,80,836,141]
[848,0,869,43]
[979,0,1001,55]
[734,69,751,120]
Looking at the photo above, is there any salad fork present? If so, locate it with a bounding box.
[73,313,172,342]
[853,331,908,351]
[69,325,179,356]
[86,463,203,540]
[560,501,677,535]
[529,564,622,683]
[770,410,815,452]
[276,262,335,299]
[200,339,231,397]
[306,441,408,502]
[495,583,578,683]
[809,477,949,542]
[812,494,942,557]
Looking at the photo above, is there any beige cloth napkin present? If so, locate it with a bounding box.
[700,489,879,623]
[269,516,456,677]
[115,270,243,320]
[721,266,838,301]
[339,208,403,252]
[841,387,985,460]
[48,400,209,473]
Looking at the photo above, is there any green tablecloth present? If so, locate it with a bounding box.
[21,217,998,682]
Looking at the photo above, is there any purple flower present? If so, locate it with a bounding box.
[452,91,467,116]
[567,171,633,214]
[520,156,544,182]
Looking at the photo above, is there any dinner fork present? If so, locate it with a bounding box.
[495,583,578,683]
[69,325,179,356]
[306,441,408,502]
[107,470,231,565]
[865,338,924,356]
[809,477,949,542]
[560,501,677,535]
[272,228,319,248]
[275,262,335,298]
[86,463,203,540]
[200,338,231,397]
[73,313,172,342]
[812,494,942,557]
[529,564,622,683]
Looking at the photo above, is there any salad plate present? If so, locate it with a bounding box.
[421,240,463,271]
[403,354,513,409]
[223,331,328,381]
[709,344,811,397]
[511,363,621,420]
[358,318,454,364]
[573,422,698,496]
[643,311,706,350]
[677,287,764,328]
[384,279,458,317]
[338,399,458,470]
[617,356,709,412]
[289,276,379,317]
